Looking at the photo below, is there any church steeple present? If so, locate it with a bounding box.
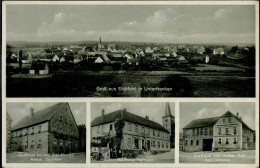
[165,102,172,117]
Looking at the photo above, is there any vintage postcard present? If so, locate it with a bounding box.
[1,1,259,168]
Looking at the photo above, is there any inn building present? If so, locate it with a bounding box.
[11,103,84,154]
[91,103,174,158]
[183,111,255,152]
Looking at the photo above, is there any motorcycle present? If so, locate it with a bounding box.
[91,152,104,161]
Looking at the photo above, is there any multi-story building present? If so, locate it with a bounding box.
[6,112,13,152]
[11,103,81,154]
[91,104,173,158]
[183,110,255,152]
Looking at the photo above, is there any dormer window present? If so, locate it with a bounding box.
[228,118,232,123]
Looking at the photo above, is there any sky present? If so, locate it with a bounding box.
[91,102,175,125]
[179,102,255,132]
[6,102,86,127]
[6,5,255,44]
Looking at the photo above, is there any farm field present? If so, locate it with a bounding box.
[6,70,255,97]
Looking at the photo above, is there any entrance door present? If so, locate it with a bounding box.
[147,141,150,150]
[203,139,213,151]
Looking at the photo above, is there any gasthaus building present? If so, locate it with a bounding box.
[182,111,255,152]
[11,103,82,154]
[91,103,174,158]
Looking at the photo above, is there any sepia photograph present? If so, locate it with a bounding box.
[179,102,256,164]
[90,102,175,163]
[5,4,256,97]
[6,102,86,163]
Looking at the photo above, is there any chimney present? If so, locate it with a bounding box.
[30,107,34,117]
[236,113,239,117]
[145,116,149,120]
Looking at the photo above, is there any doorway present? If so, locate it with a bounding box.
[203,139,213,151]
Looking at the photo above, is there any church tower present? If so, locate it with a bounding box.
[162,102,175,148]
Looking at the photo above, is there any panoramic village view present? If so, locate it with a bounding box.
[5,5,256,97]
[179,102,256,164]
[90,102,175,163]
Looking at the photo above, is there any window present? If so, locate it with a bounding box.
[225,128,229,135]
[192,129,195,136]
[165,118,168,122]
[147,128,150,135]
[135,125,138,132]
[128,138,131,147]
[162,142,164,148]
[38,139,42,148]
[39,125,41,133]
[197,129,199,136]
[59,115,63,122]
[101,126,104,133]
[226,138,229,144]
[110,124,113,131]
[153,130,155,136]
[128,123,131,131]
[158,141,160,148]
[166,124,168,128]
[185,140,188,146]
[26,128,28,135]
[97,126,100,133]
[158,131,160,137]
[223,118,225,123]
[191,140,193,146]
[196,140,199,146]
[233,127,237,135]
[228,118,232,123]
[209,128,213,136]
[166,142,168,148]
[142,127,145,133]
[134,139,139,149]
[200,128,203,135]
[218,139,221,144]
[32,127,34,134]
[234,138,237,144]
[218,127,221,135]
[204,128,208,135]
[31,140,34,148]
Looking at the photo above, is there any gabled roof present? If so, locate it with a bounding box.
[6,112,13,122]
[12,103,65,131]
[91,110,169,133]
[220,111,253,131]
[183,117,219,129]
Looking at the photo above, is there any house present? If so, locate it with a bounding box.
[52,55,60,62]
[213,48,225,55]
[177,56,188,64]
[74,55,83,63]
[6,112,13,152]
[145,47,154,54]
[205,55,210,63]
[94,55,110,64]
[29,62,49,75]
[60,57,66,63]
[183,111,255,152]
[91,103,174,158]
[197,47,205,55]
[11,103,81,154]
[172,52,178,57]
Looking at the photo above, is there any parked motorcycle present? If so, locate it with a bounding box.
[91,152,104,161]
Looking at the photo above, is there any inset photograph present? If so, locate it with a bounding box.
[179,102,255,164]
[6,102,86,163]
[91,102,175,163]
